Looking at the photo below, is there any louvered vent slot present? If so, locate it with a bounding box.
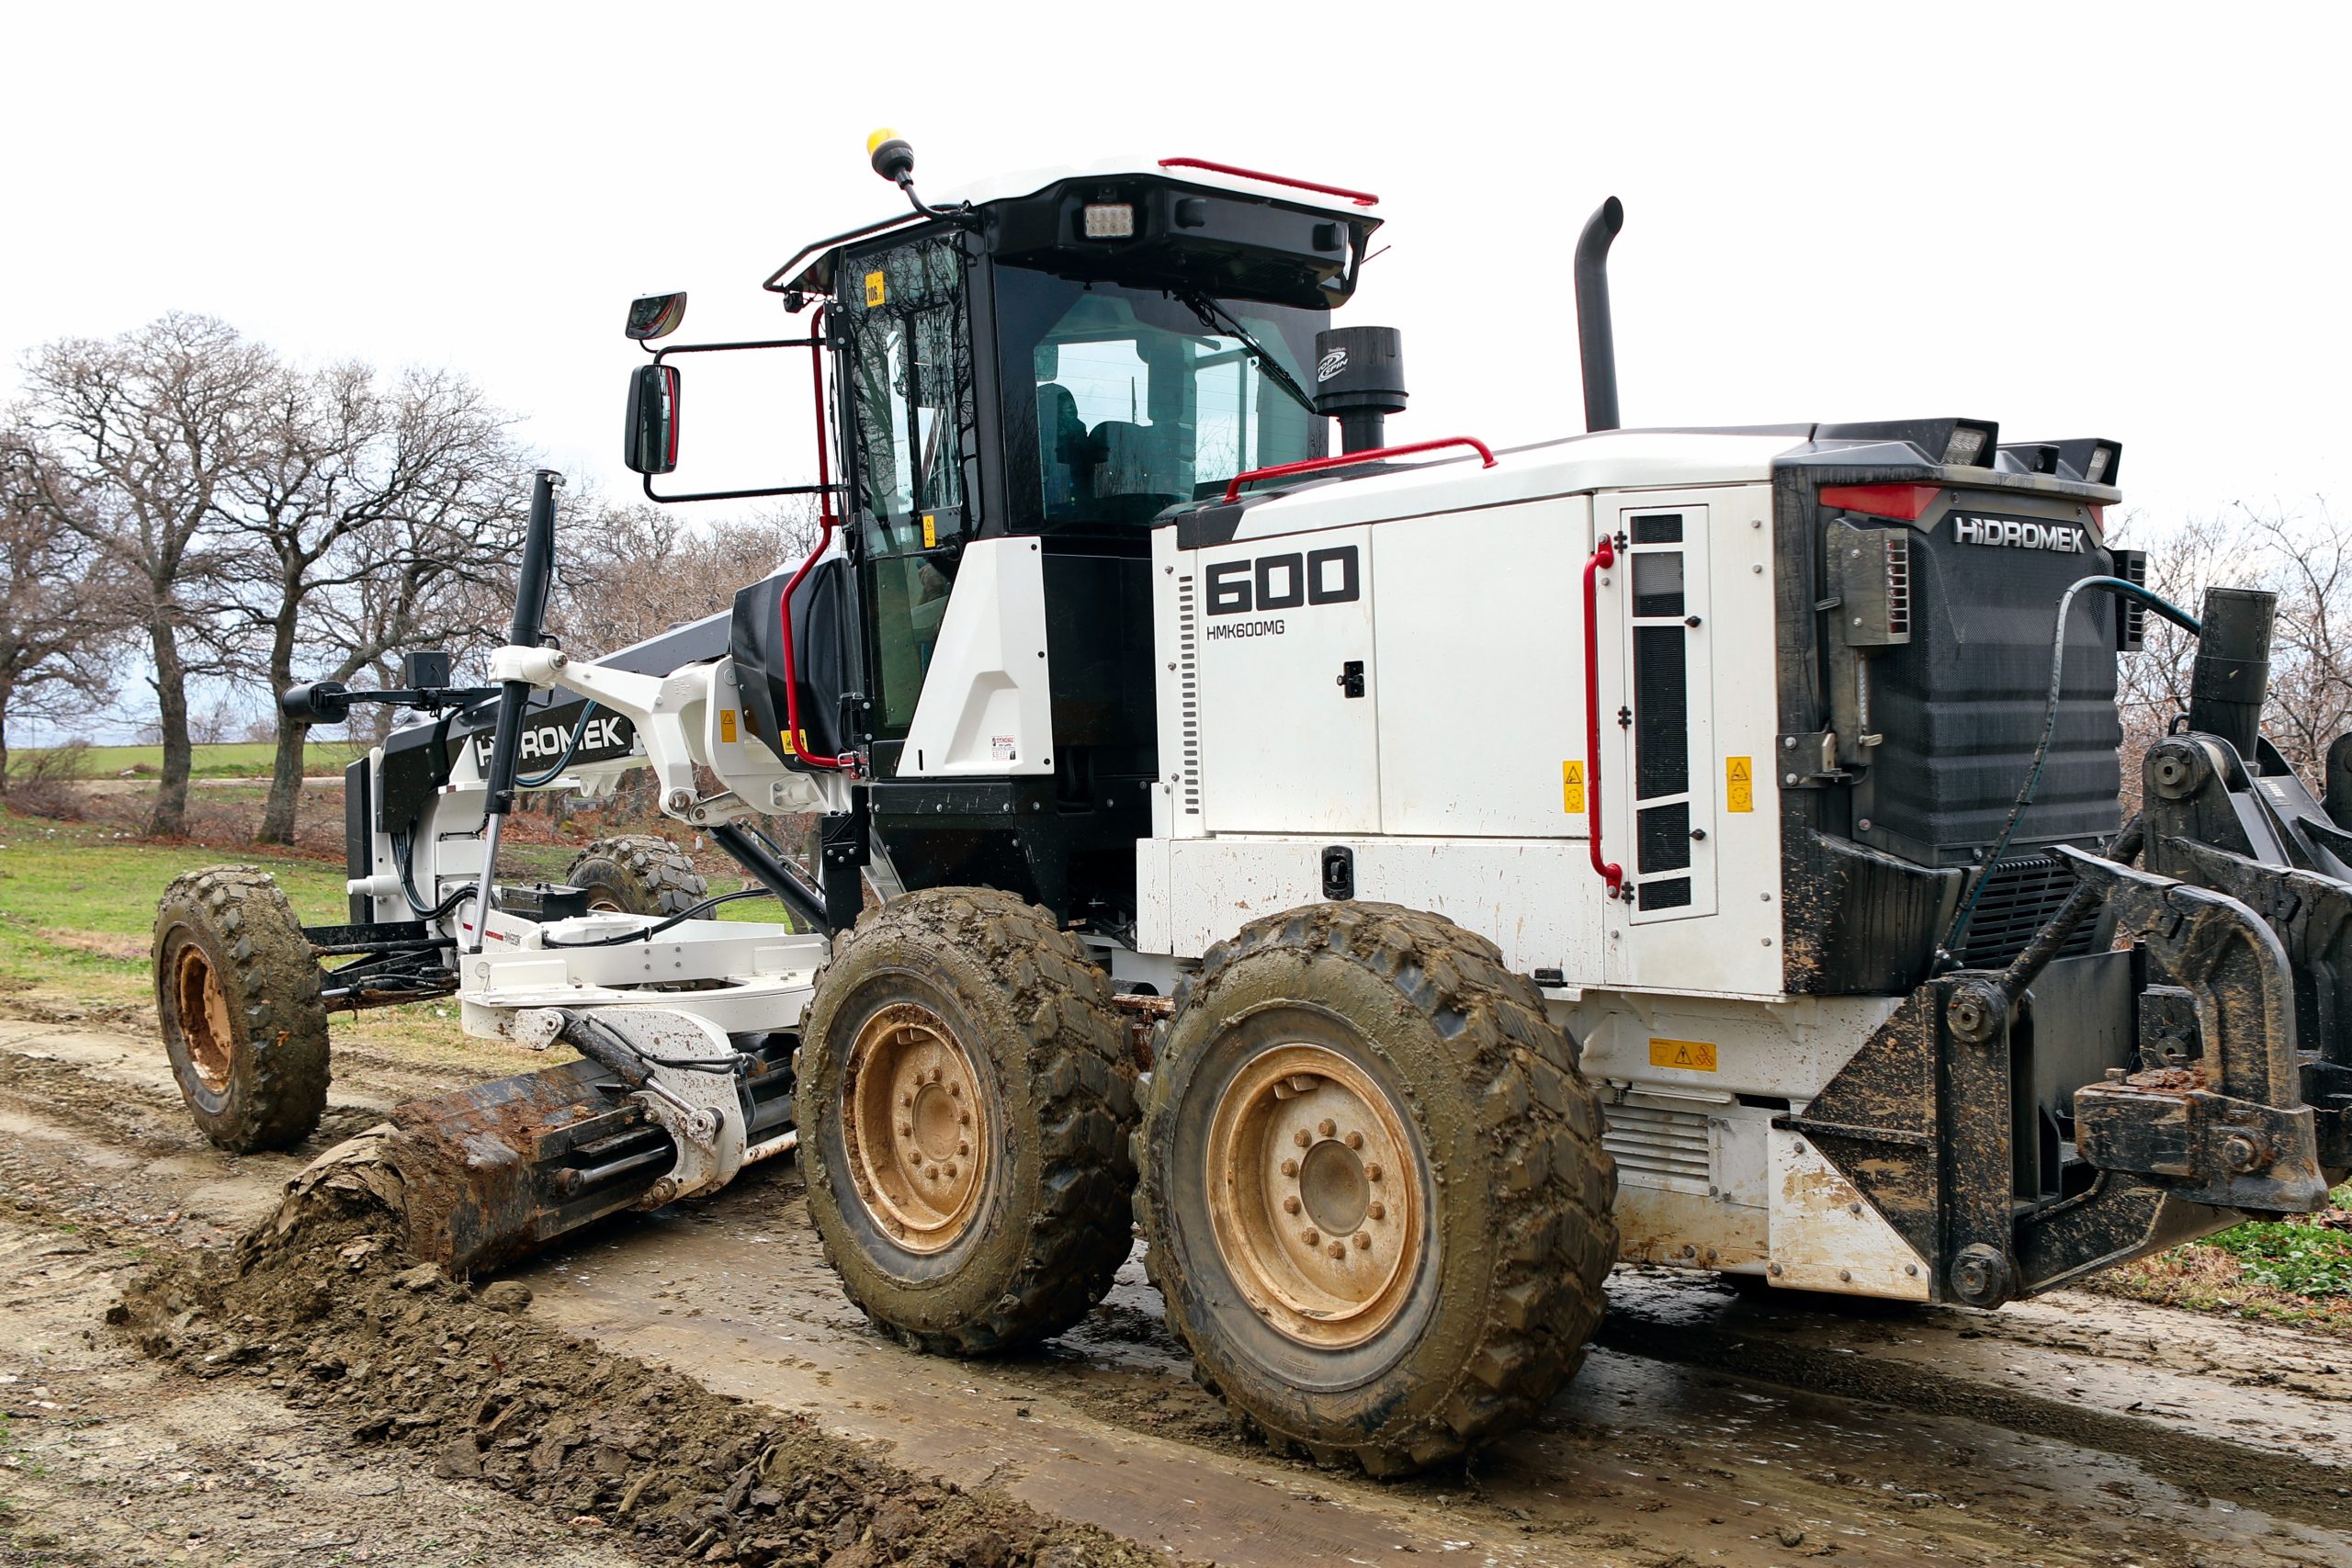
[1177,575,1200,816]
[1883,533,1912,638]
[2120,548,2148,647]
[1956,852,2098,968]
[1601,1100,1712,1194]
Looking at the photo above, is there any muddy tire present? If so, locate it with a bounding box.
[153,866,331,1154]
[565,835,707,918]
[1137,901,1616,1475]
[799,887,1137,1354]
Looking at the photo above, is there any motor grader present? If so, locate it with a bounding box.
[153,133,2352,1475]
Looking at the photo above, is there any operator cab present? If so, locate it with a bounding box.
[625,145,1383,932]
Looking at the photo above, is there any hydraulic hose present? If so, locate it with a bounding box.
[540,886,778,948]
[1937,575,2200,966]
[515,700,600,790]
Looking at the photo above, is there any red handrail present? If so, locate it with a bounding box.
[1158,157,1380,207]
[1223,436,1496,504]
[776,304,856,772]
[1582,536,1623,896]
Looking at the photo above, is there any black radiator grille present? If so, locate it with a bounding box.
[1956,852,2098,969]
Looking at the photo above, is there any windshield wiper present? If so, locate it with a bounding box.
[1175,290,1317,416]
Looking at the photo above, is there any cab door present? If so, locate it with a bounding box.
[1604,499,1718,925]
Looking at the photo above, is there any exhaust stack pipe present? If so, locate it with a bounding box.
[2188,586,2276,762]
[1574,197,1624,433]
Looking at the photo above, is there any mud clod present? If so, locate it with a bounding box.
[480,1278,535,1313]
[114,1132,1180,1568]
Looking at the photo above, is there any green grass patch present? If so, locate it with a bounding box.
[2208,1209,2352,1296]
[2096,1184,2352,1334]
[0,809,356,1010]
[13,740,369,780]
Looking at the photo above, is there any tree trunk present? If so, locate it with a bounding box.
[147,614,192,838]
[0,683,12,797]
[256,615,305,845]
[259,716,308,844]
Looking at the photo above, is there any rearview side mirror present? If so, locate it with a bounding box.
[624,363,681,476]
[625,292,687,341]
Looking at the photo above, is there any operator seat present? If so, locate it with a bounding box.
[1038,381,1091,519]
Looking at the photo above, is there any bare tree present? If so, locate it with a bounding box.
[2113,500,2352,807]
[550,493,823,657]
[19,314,268,836]
[0,430,128,791]
[212,361,530,842]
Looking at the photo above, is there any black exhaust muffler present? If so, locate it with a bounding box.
[1574,197,1624,433]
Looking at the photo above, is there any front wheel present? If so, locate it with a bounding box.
[153,866,331,1153]
[798,887,1137,1354]
[1138,902,1617,1475]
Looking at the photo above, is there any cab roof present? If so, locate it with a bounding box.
[769,157,1384,309]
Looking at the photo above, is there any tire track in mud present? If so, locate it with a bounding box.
[1594,1303,2352,1534]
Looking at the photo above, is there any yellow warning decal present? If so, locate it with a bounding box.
[780,728,799,756]
[922,513,937,549]
[1649,1037,1719,1072]
[1725,754,1754,813]
[864,270,887,308]
[1562,759,1587,814]
[719,708,738,744]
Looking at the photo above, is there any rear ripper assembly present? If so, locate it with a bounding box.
[152,135,2352,1475]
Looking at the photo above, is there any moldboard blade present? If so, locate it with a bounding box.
[387,1058,671,1277]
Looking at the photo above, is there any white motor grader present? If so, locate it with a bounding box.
[156,134,2352,1475]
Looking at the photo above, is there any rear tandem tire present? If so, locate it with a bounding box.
[564,835,708,918]
[798,887,1137,1354]
[1137,901,1618,1476]
[153,865,331,1154]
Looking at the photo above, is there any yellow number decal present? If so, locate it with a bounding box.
[864,270,887,308]
[1725,755,1753,813]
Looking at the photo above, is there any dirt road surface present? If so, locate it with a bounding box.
[4,1016,2349,1566]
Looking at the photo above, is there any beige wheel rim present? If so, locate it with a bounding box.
[842,1001,991,1254]
[1204,1042,1425,1349]
[173,942,237,1094]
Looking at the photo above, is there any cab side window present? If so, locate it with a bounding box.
[842,238,976,738]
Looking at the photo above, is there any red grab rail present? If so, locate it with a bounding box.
[776,304,856,772]
[1582,536,1623,896]
[1223,436,1496,504]
[1158,157,1380,207]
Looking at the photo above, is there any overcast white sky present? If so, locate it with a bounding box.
[4,3,2346,611]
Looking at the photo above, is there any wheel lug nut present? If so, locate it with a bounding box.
[1280,1158,1298,1177]
[958,1110,971,1125]
[1283,1196,1300,1214]
[1327,1240,1347,1258]
[1365,1163,1383,1181]
[1353,1231,1371,1250]
[1293,1129,1311,1148]
[899,1122,912,1138]
[1368,1201,1385,1221]
[957,1140,969,1156]
[1345,1131,1363,1150]
[1317,1118,1336,1137]
[910,1151,923,1165]
[899,1093,914,1108]
[944,1164,957,1179]
[949,1082,962,1099]
[1302,1228,1319,1246]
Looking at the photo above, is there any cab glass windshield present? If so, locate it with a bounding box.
[993,269,1326,528]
